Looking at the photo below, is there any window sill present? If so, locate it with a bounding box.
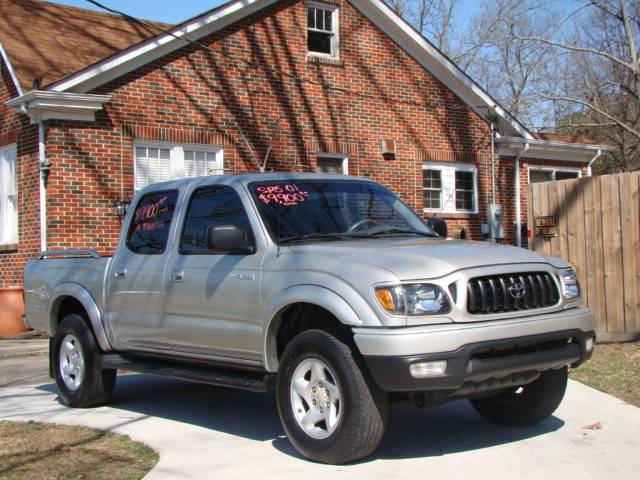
[307,55,344,67]
[423,211,479,220]
[0,243,18,253]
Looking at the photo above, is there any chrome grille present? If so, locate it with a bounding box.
[467,272,560,314]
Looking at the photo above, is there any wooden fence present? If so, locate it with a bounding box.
[527,172,640,340]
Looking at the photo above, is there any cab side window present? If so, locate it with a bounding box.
[127,190,179,255]
[180,186,254,254]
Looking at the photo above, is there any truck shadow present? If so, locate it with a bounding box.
[37,373,564,462]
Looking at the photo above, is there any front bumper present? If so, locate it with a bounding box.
[354,308,596,392]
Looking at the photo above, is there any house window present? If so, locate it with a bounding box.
[316,155,348,174]
[134,142,223,190]
[455,171,475,211]
[307,2,339,58]
[0,144,18,245]
[423,162,478,214]
[422,169,442,209]
[529,167,581,184]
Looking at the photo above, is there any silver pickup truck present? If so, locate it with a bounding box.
[24,173,595,464]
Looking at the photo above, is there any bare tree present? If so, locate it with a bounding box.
[386,0,561,126]
[386,0,640,172]
[460,0,562,127]
[521,0,640,171]
[384,0,462,58]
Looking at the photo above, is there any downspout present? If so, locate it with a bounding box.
[21,105,48,252]
[38,122,48,252]
[490,120,496,205]
[514,142,530,248]
[587,149,602,177]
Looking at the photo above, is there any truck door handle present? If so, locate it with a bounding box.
[169,272,184,282]
[114,270,126,279]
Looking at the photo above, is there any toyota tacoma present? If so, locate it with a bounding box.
[24,173,595,464]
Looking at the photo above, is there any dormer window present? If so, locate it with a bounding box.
[307,2,339,58]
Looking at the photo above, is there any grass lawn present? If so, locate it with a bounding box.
[570,342,640,408]
[0,421,158,480]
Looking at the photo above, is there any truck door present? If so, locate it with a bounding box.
[162,185,263,361]
[106,189,180,349]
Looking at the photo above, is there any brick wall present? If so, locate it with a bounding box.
[40,0,490,257]
[0,56,39,288]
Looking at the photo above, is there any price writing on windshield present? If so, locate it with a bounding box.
[134,195,170,232]
[256,184,310,206]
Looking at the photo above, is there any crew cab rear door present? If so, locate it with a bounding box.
[105,189,180,349]
[162,184,264,362]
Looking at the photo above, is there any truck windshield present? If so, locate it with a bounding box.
[248,179,437,244]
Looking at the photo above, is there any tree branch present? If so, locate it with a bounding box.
[517,35,634,70]
[541,94,640,138]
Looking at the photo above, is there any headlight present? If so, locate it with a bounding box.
[375,283,451,315]
[562,270,581,300]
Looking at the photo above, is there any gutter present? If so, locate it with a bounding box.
[514,143,530,248]
[587,149,602,176]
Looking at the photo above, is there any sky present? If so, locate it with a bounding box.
[49,0,481,25]
[49,0,230,23]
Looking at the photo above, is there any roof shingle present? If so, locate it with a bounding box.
[0,0,171,90]
[533,132,601,146]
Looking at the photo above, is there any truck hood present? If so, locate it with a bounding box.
[287,238,569,279]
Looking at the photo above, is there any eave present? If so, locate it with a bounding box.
[497,136,615,163]
[5,90,112,122]
[0,38,23,96]
[47,0,279,94]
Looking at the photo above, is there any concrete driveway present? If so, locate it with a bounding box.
[1,370,639,480]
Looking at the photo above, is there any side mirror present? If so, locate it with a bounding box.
[206,225,254,254]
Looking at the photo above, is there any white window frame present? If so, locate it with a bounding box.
[0,144,18,245]
[527,166,582,183]
[307,1,340,59]
[133,140,224,191]
[316,153,348,174]
[422,162,478,214]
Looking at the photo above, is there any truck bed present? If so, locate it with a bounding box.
[24,251,112,334]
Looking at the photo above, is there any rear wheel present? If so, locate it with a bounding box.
[277,330,387,464]
[53,314,116,408]
[469,367,568,426]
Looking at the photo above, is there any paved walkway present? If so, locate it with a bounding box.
[1,375,638,479]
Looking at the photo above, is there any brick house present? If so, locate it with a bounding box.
[0,0,612,290]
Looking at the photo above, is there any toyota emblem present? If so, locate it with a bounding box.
[509,282,525,299]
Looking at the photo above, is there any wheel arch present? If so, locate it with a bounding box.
[48,283,112,352]
[263,285,381,372]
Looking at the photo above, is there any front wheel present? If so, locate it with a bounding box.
[277,330,387,464]
[469,367,568,426]
[53,314,116,408]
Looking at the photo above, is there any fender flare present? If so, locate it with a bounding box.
[48,283,112,352]
[262,284,382,372]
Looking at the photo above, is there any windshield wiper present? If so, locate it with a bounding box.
[366,228,438,237]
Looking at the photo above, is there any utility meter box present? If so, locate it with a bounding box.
[487,203,504,240]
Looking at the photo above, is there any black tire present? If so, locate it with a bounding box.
[53,313,116,408]
[469,367,568,426]
[276,329,387,464]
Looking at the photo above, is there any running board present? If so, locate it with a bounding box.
[100,353,275,393]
